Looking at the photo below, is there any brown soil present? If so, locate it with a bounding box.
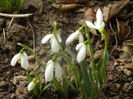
[0,0,133,99]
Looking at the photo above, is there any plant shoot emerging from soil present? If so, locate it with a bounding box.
[11,9,109,99]
[0,0,24,12]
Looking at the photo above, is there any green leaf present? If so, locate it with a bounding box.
[25,72,33,82]
[53,78,63,94]
[65,48,77,60]
[0,0,24,12]
[33,72,42,91]
[37,82,52,99]
[62,76,68,97]
[79,62,91,98]
[25,72,38,96]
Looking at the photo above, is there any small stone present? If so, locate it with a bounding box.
[122,83,132,92]
[123,69,132,76]
[114,61,119,66]
[11,76,26,84]
[109,83,121,92]
[0,81,8,87]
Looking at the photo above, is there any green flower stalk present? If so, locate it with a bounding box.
[99,28,109,62]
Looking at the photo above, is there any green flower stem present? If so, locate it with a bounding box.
[37,82,52,99]
[84,22,103,97]
[83,22,95,66]
[79,62,91,99]
[52,22,63,51]
[99,28,109,63]
[83,22,98,84]
[52,55,57,62]
[19,48,24,54]
[98,28,109,92]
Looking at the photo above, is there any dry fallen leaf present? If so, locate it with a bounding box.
[57,0,87,4]
[103,0,129,22]
[116,20,131,41]
[52,4,83,12]
[83,8,97,35]
[83,8,94,22]
[125,39,133,46]
[124,63,133,70]
[84,0,129,23]
[94,49,103,61]
[123,69,132,76]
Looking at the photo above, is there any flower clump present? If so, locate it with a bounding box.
[10,8,108,99]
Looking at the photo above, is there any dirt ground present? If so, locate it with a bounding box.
[0,0,133,99]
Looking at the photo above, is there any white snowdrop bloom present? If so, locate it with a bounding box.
[28,80,36,91]
[41,33,62,52]
[76,42,90,63]
[66,30,84,45]
[85,9,105,30]
[45,60,62,82]
[11,52,29,70]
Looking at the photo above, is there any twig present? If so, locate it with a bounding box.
[27,18,39,71]
[27,18,36,53]
[8,17,14,28]
[0,13,33,28]
[109,19,118,56]
[0,13,33,18]
[3,28,6,43]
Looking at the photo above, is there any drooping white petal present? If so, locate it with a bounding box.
[76,43,84,51]
[85,21,97,29]
[11,53,20,66]
[55,62,62,79]
[57,34,62,43]
[46,60,53,68]
[23,52,28,58]
[41,34,52,44]
[65,31,80,45]
[96,9,103,28]
[45,62,54,82]
[77,46,86,63]
[51,38,60,52]
[79,34,84,43]
[20,53,29,70]
[101,22,105,28]
[28,81,36,91]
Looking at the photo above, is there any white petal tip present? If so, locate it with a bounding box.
[28,81,36,91]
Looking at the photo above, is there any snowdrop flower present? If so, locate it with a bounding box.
[85,9,105,30]
[28,80,36,91]
[11,51,29,70]
[45,60,62,82]
[41,33,62,52]
[76,42,90,63]
[66,27,84,45]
